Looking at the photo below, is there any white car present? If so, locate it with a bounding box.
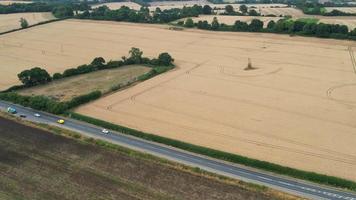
[101,129,109,134]
[34,113,41,117]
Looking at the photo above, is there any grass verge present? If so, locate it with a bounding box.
[68,112,356,191]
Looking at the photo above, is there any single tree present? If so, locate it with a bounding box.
[19,17,28,28]
[184,18,194,28]
[18,67,52,87]
[202,5,212,14]
[211,17,220,30]
[158,53,174,66]
[239,4,248,14]
[225,5,234,14]
[129,47,143,64]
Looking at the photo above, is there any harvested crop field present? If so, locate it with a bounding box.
[325,7,356,14]
[259,7,305,17]
[91,2,141,10]
[183,15,282,27]
[1,19,356,180]
[0,116,294,200]
[0,12,55,33]
[18,65,151,102]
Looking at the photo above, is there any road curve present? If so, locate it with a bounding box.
[1,100,356,200]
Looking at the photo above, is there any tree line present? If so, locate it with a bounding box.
[182,17,356,40]
[1,48,174,114]
[0,2,88,18]
[77,4,208,23]
[16,47,174,88]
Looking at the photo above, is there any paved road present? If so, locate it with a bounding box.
[1,100,356,200]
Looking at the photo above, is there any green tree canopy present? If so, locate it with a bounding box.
[18,67,52,87]
[184,18,194,27]
[158,53,174,66]
[239,5,248,14]
[202,5,212,14]
[19,17,28,28]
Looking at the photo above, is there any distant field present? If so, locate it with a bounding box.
[0,116,294,200]
[183,15,282,27]
[18,65,151,101]
[0,0,31,5]
[325,7,356,14]
[91,2,141,10]
[259,7,305,17]
[0,12,55,33]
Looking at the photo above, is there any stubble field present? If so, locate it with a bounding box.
[0,12,55,33]
[0,19,356,180]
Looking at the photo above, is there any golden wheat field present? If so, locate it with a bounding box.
[0,12,55,33]
[1,20,356,180]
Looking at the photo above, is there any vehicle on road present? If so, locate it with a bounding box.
[34,113,41,117]
[20,114,26,118]
[102,129,109,134]
[7,107,17,114]
[57,119,65,124]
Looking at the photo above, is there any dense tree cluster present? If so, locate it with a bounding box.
[3,48,175,114]
[0,2,88,18]
[17,48,174,85]
[17,67,52,87]
[185,17,356,40]
[77,5,206,23]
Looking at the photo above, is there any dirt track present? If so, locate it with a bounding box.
[1,20,356,180]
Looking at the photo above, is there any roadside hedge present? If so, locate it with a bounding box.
[0,90,101,114]
[69,112,356,191]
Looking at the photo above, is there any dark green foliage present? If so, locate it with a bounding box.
[52,73,63,80]
[234,20,248,31]
[18,67,52,87]
[69,112,356,191]
[52,5,74,18]
[240,4,248,14]
[0,93,67,114]
[225,5,234,14]
[202,5,212,15]
[197,20,210,30]
[184,18,194,28]
[248,9,260,16]
[19,18,28,28]
[0,2,52,14]
[91,57,106,68]
[158,53,174,66]
[211,17,220,30]
[78,5,207,24]
[67,91,102,109]
[249,19,263,32]
[267,20,276,30]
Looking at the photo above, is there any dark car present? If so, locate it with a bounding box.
[20,114,26,118]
